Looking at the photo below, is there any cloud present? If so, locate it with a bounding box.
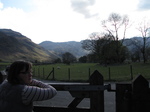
[0,0,99,43]
[0,2,3,9]
[0,0,144,43]
[1,0,35,12]
[70,0,98,18]
[138,0,150,10]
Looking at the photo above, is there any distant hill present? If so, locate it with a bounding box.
[39,37,150,59]
[0,29,58,62]
[1,29,148,63]
[39,41,89,58]
[123,37,150,52]
[40,37,150,59]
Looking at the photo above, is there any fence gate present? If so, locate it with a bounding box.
[33,70,150,112]
[33,70,110,112]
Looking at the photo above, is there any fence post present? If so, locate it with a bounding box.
[132,75,150,112]
[108,67,111,81]
[33,68,35,77]
[38,67,40,77]
[52,67,55,80]
[43,68,44,79]
[46,67,54,80]
[90,70,104,112]
[88,68,90,79]
[68,68,70,80]
[130,65,133,80]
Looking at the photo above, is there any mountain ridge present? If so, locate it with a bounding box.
[39,40,88,58]
[0,29,58,62]
[0,29,149,63]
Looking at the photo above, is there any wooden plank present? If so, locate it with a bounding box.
[116,83,132,112]
[132,75,150,112]
[89,70,104,112]
[48,83,89,91]
[33,106,90,112]
[68,98,84,108]
[132,75,149,94]
[64,85,110,91]
[47,83,109,91]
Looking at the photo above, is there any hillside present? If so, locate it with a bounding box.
[123,37,150,52]
[39,41,89,58]
[1,29,148,63]
[40,37,150,59]
[0,29,58,62]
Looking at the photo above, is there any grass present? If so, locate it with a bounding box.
[0,62,10,70]
[32,62,150,82]
[0,62,149,82]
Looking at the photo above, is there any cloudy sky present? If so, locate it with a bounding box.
[0,0,150,44]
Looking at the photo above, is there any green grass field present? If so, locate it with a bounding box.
[0,62,149,82]
[32,62,150,82]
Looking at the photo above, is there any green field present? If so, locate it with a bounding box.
[32,62,150,82]
[0,62,150,82]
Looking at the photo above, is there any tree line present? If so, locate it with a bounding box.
[81,13,150,64]
[53,13,150,65]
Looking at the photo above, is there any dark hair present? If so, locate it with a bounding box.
[7,60,32,85]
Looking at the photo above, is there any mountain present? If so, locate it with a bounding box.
[0,29,58,62]
[39,41,88,58]
[123,37,150,52]
[2,28,147,63]
[39,37,150,60]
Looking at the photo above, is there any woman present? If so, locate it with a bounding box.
[0,60,57,112]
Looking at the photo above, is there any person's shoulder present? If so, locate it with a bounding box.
[5,82,25,89]
[0,80,9,90]
[0,80,8,86]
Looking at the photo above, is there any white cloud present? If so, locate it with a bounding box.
[0,0,150,43]
[17,0,101,43]
[70,0,98,18]
[138,0,150,10]
[0,2,3,9]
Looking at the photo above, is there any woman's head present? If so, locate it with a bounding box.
[7,60,33,85]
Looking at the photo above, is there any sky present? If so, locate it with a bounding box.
[0,0,150,44]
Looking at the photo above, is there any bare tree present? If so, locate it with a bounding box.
[137,19,150,63]
[101,13,130,43]
[82,32,128,64]
[101,13,130,62]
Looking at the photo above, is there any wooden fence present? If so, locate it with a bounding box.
[33,65,135,81]
[0,69,150,112]
[33,70,109,112]
[33,70,150,112]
